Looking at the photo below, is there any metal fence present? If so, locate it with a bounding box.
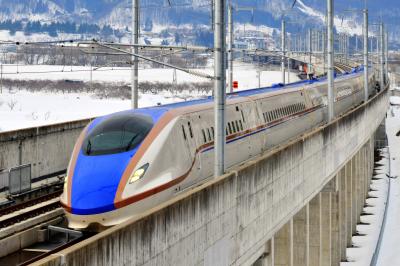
[9,164,31,195]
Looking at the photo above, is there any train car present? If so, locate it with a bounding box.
[60,68,376,230]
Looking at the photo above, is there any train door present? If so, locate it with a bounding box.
[180,116,200,186]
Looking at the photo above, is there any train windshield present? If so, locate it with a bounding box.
[82,113,153,156]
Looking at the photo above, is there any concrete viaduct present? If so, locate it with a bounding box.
[0,87,389,265]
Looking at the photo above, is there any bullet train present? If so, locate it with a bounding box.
[60,67,377,230]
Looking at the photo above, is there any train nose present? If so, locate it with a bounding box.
[70,154,130,215]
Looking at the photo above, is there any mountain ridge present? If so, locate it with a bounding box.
[0,0,398,45]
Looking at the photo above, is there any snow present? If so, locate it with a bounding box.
[375,102,400,265]
[390,96,400,106]
[296,0,363,36]
[0,64,300,132]
[342,97,400,265]
[0,64,299,88]
[0,90,204,132]
[341,148,389,265]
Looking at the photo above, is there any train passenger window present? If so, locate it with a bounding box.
[239,120,243,131]
[211,127,215,138]
[226,127,228,136]
[228,123,232,134]
[232,122,237,133]
[182,125,187,140]
[188,122,193,138]
[202,129,207,143]
[207,128,212,141]
[235,121,240,132]
[263,113,266,122]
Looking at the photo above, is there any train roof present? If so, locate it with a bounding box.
[97,67,364,125]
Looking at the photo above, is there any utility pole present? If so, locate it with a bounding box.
[281,19,286,84]
[363,8,369,102]
[214,0,226,176]
[90,60,93,91]
[131,0,139,109]
[227,3,233,93]
[327,0,334,121]
[380,23,385,89]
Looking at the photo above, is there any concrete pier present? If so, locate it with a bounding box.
[34,89,388,266]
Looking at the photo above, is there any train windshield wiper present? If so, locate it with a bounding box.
[86,139,92,155]
[125,135,139,151]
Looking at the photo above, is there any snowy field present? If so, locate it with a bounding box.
[0,90,206,132]
[0,64,299,132]
[0,64,297,88]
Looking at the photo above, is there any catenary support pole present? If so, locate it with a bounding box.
[327,0,334,121]
[309,28,312,66]
[281,19,286,84]
[322,30,326,73]
[228,3,233,92]
[345,34,349,64]
[214,0,226,176]
[380,23,385,89]
[363,9,369,102]
[385,30,388,85]
[287,32,290,83]
[131,0,139,109]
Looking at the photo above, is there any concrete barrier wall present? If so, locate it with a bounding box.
[0,119,91,183]
[35,89,388,266]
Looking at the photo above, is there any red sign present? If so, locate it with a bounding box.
[233,81,239,89]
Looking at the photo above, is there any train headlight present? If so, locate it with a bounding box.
[63,175,68,191]
[129,163,149,184]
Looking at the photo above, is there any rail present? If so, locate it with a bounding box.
[0,198,61,229]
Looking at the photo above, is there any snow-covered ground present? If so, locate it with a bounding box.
[341,98,400,265]
[0,90,206,132]
[0,64,298,89]
[375,102,400,265]
[0,65,299,132]
[342,149,389,265]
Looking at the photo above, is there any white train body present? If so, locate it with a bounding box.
[60,70,376,229]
